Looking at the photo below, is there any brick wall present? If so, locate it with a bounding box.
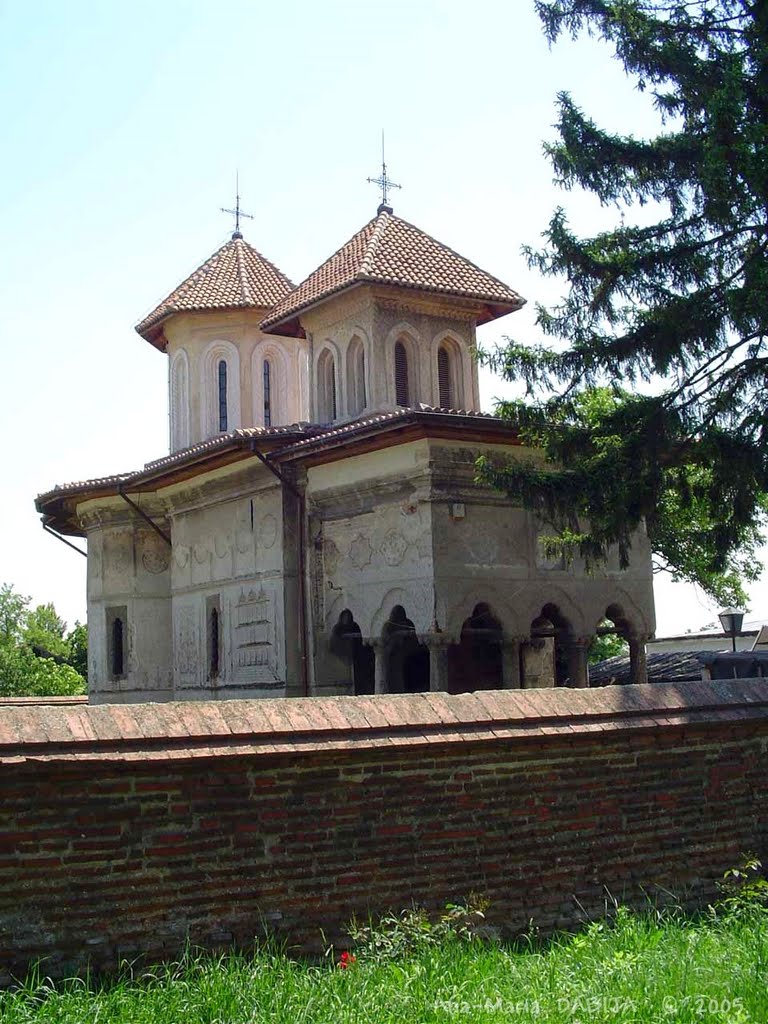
[1,682,767,982]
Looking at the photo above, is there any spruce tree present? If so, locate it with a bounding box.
[483,0,768,605]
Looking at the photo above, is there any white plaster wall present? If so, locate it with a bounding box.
[299,286,482,422]
[164,310,309,450]
[84,518,173,703]
[169,487,287,697]
[306,436,655,656]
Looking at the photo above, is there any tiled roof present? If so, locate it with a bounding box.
[136,236,294,349]
[590,651,705,687]
[35,426,315,507]
[35,410,519,527]
[273,404,507,458]
[261,210,525,334]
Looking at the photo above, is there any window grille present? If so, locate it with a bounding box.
[263,360,272,427]
[218,360,228,432]
[438,347,452,408]
[395,341,409,406]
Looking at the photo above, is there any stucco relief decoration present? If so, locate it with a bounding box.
[214,534,230,560]
[259,514,278,549]
[235,529,252,555]
[349,534,372,569]
[174,545,190,569]
[176,607,197,678]
[323,538,340,573]
[141,535,170,575]
[380,529,408,567]
[193,542,210,564]
[109,535,132,575]
[235,588,276,679]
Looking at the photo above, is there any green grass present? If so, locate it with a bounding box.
[2,903,767,1023]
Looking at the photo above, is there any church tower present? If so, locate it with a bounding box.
[261,203,524,422]
[136,230,305,451]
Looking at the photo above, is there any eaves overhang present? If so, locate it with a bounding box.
[269,407,522,469]
[35,425,315,537]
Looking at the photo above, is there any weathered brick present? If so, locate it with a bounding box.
[1,691,767,981]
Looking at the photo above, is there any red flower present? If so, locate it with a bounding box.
[338,951,356,969]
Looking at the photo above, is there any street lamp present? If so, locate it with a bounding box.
[718,607,745,653]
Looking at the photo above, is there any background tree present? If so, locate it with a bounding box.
[482,0,768,606]
[588,630,629,665]
[0,583,86,697]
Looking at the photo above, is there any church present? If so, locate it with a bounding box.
[36,193,655,703]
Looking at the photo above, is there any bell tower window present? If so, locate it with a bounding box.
[218,360,228,432]
[346,337,366,417]
[395,341,409,406]
[438,346,452,408]
[263,360,272,427]
[317,349,337,422]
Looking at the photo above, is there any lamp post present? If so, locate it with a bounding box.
[718,607,745,653]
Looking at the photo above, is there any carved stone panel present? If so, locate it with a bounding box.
[175,605,199,685]
[233,588,277,682]
[379,529,408,567]
[141,533,170,575]
[349,533,372,569]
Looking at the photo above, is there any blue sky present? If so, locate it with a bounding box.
[1,0,762,635]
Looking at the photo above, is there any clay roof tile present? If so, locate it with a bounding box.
[136,236,294,350]
[261,210,524,335]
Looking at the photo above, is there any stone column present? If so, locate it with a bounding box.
[422,632,451,692]
[365,639,388,694]
[628,633,649,685]
[501,635,523,689]
[567,637,591,688]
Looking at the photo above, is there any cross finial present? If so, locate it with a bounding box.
[220,172,254,239]
[367,132,401,214]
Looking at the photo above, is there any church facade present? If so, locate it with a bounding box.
[36,203,655,703]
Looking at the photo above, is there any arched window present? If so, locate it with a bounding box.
[317,349,337,422]
[395,341,409,406]
[217,360,228,432]
[202,341,240,439]
[438,346,452,408]
[263,359,272,427]
[170,350,190,451]
[346,337,366,416]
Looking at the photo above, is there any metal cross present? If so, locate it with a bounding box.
[367,133,401,213]
[221,173,254,238]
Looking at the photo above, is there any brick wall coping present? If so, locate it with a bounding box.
[0,695,88,707]
[1,680,767,765]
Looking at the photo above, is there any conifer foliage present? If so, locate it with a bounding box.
[483,0,768,604]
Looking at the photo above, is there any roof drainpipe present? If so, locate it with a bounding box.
[250,444,310,698]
